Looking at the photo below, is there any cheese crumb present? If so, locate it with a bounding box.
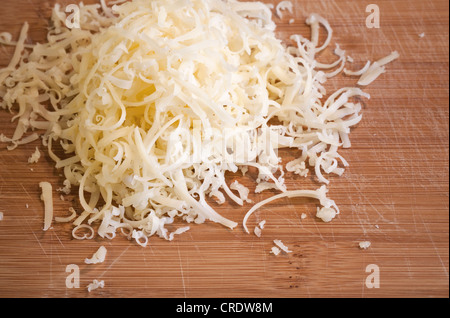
[316,207,337,223]
[56,179,71,195]
[0,212,3,221]
[270,246,281,255]
[87,279,105,292]
[85,246,107,264]
[276,1,293,19]
[273,239,292,253]
[258,220,266,229]
[359,241,371,250]
[28,147,41,164]
[39,182,53,231]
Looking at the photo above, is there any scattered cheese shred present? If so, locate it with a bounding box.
[273,239,292,253]
[39,182,53,231]
[0,0,398,244]
[357,51,400,86]
[270,246,281,255]
[87,279,105,292]
[85,246,107,264]
[230,180,252,204]
[359,241,371,250]
[56,180,71,195]
[243,186,338,233]
[28,147,41,164]
[254,219,266,237]
[55,207,77,223]
[0,211,3,221]
[258,220,266,229]
[72,224,95,240]
[276,1,293,19]
[316,206,337,223]
[168,226,190,241]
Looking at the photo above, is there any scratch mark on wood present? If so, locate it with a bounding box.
[177,245,187,298]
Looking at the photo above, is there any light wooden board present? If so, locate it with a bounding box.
[0,0,448,298]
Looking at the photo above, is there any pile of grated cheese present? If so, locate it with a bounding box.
[0,0,398,246]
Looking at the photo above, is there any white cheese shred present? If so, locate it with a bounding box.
[87,279,105,292]
[357,51,400,86]
[359,241,371,250]
[273,239,292,253]
[276,1,293,19]
[168,226,190,241]
[270,246,281,255]
[55,207,77,223]
[28,147,41,164]
[0,0,398,243]
[243,186,338,233]
[39,182,53,231]
[72,224,95,240]
[85,246,107,264]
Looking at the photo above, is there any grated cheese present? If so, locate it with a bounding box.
[56,179,71,195]
[273,239,292,253]
[39,182,53,231]
[243,186,339,233]
[85,246,107,264]
[258,220,266,229]
[72,224,95,240]
[87,279,105,292]
[0,0,398,244]
[316,206,337,223]
[0,211,3,221]
[359,241,371,250]
[55,207,77,223]
[28,147,41,164]
[276,1,293,19]
[357,51,399,86]
[230,180,252,204]
[270,246,281,255]
[168,226,190,241]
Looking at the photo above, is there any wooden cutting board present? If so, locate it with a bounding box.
[0,0,448,298]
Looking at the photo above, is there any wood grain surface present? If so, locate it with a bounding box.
[0,0,448,298]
